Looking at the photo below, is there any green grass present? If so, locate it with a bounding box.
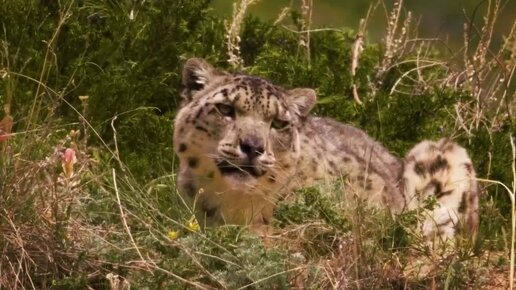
[0,0,514,288]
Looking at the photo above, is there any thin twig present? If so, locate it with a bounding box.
[511,135,516,290]
[112,168,149,270]
[236,266,307,290]
[110,116,125,171]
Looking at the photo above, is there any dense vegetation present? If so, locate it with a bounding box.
[0,0,514,288]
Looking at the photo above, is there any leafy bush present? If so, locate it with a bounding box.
[0,0,514,288]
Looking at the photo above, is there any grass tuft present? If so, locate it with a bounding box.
[0,0,514,288]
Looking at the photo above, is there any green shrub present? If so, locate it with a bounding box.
[0,0,513,288]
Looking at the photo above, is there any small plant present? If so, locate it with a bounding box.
[0,0,513,288]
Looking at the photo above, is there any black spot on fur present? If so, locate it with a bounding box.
[414,161,426,176]
[463,163,473,174]
[311,159,318,171]
[207,171,215,178]
[381,194,387,205]
[183,182,197,198]
[202,201,217,217]
[430,179,453,198]
[468,192,478,207]
[458,192,468,213]
[365,179,373,190]
[234,93,241,102]
[342,156,351,163]
[436,190,453,199]
[328,160,337,170]
[187,157,199,168]
[178,143,187,152]
[429,155,449,174]
[195,125,210,135]
[429,179,442,196]
[194,108,204,120]
[440,140,455,152]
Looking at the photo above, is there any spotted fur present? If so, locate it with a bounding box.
[403,139,479,242]
[173,58,479,242]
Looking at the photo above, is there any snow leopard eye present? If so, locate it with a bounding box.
[215,103,235,118]
[271,118,289,130]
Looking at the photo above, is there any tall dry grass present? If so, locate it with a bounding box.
[0,0,514,288]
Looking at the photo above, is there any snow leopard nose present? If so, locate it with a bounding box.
[239,136,265,160]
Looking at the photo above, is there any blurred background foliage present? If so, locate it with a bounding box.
[0,0,514,287]
[212,0,516,49]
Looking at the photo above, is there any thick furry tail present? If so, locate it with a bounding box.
[402,138,479,242]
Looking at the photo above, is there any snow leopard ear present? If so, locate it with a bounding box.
[287,88,317,116]
[182,58,216,93]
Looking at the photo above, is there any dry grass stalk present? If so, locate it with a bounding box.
[79,95,90,145]
[112,168,149,270]
[226,0,260,69]
[351,19,366,78]
[0,128,92,288]
[273,7,291,26]
[375,0,513,141]
[299,0,313,66]
[510,135,516,289]
[106,273,131,290]
[375,1,451,100]
[476,135,516,289]
[25,1,74,135]
[376,0,413,81]
[1,48,13,121]
[351,18,366,105]
[452,0,515,133]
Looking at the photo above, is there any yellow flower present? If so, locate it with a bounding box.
[167,230,179,240]
[78,95,89,102]
[187,217,200,232]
